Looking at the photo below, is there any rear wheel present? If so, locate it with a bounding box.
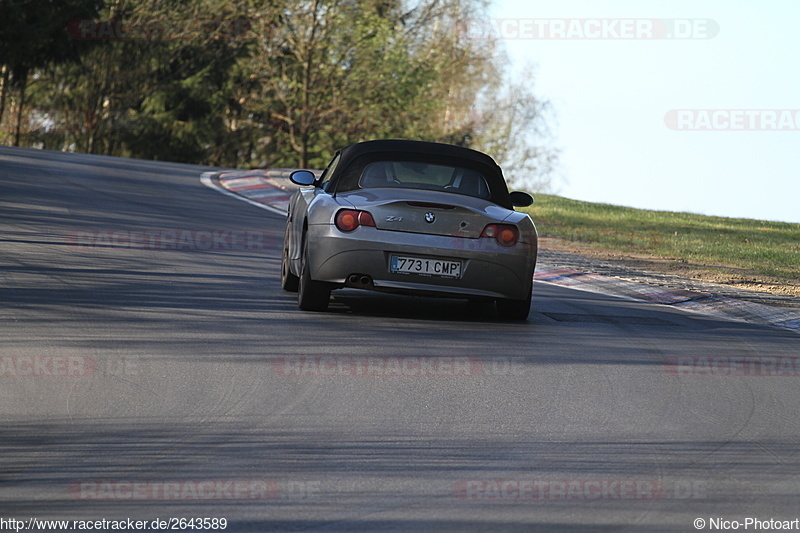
[280,227,299,292]
[298,237,331,312]
[496,286,532,321]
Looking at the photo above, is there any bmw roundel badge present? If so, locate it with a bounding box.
[424,212,436,223]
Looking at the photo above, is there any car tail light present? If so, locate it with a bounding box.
[481,224,519,247]
[335,209,375,232]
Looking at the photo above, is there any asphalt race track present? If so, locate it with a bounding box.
[2,146,800,532]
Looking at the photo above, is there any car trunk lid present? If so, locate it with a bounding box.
[337,189,508,238]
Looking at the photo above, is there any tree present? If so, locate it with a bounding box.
[9,0,559,192]
[470,64,561,192]
[0,0,103,144]
[24,0,265,162]
[243,0,503,169]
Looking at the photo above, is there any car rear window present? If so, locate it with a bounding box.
[358,161,491,200]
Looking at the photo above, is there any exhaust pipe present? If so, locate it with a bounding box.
[347,274,373,288]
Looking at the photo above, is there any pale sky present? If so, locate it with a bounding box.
[490,0,800,223]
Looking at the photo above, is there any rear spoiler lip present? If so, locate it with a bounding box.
[405,201,457,210]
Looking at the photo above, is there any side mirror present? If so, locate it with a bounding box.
[290,170,316,186]
[509,191,534,207]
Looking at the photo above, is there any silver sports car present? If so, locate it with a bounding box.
[281,140,538,319]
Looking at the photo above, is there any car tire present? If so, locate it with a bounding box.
[298,237,331,312]
[496,286,532,321]
[280,226,299,292]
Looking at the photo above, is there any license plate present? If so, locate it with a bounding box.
[390,255,462,278]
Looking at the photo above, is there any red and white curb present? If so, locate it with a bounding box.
[535,265,800,333]
[200,169,306,216]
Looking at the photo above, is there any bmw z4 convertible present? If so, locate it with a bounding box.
[281,139,538,319]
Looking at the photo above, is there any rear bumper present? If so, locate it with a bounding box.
[306,224,537,300]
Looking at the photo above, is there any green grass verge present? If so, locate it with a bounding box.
[521,194,800,281]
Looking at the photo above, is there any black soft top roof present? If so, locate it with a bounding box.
[329,140,512,208]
